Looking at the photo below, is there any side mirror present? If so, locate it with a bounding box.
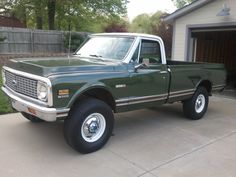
[134,63,148,72]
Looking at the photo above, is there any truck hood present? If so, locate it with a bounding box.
[6,56,125,77]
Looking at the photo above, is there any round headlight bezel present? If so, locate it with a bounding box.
[37,81,48,101]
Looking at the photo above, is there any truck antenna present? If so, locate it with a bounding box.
[68,30,72,59]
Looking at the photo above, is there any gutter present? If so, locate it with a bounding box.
[163,0,213,23]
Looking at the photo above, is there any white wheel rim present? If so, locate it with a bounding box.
[81,113,106,143]
[195,94,205,113]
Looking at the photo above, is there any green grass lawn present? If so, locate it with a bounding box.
[0,72,15,115]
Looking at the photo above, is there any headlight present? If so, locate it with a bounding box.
[2,69,6,85]
[37,81,48,101]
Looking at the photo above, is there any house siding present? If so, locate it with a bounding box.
[173,0,236,61]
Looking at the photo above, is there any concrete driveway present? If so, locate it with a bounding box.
[0,96,236,177]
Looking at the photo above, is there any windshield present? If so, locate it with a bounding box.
[75,36,135,60]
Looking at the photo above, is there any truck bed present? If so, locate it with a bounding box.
[166,60,226,103]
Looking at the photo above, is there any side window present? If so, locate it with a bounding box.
[139,39,162,64]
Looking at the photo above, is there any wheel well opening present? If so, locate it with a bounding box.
[198,80,212,94]
[75,88,116,112]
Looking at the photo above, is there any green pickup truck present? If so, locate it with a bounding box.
[2,33,226,153]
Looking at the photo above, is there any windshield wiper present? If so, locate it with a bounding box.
[89,54,102,58]
[89,54,105,61]
[73,53,81,56]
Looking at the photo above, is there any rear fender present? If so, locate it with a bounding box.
[195,80,212,95]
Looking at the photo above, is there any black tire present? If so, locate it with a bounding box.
[183,87,209,120]
[64,98,114,154]
[21,112,45,123]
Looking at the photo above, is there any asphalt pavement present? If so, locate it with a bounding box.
[0,96,236,177]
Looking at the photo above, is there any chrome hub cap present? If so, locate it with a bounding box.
[81,113,106,143]
[195,94,205,113]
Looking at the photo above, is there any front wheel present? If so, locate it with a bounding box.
[64,98,114,154]
[183,87,209,120]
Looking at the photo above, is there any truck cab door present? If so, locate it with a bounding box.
[125,38,169,109]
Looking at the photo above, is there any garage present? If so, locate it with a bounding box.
[191,28,236,88]
[164,0,236,90]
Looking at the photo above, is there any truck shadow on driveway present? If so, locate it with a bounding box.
[6,101,231,156]
[6,103,186,154]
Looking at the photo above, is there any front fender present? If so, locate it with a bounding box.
[67,81,115,108]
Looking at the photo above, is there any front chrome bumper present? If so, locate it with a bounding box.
[2,86,69,122]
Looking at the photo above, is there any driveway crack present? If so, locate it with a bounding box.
[107,148,150,176]
[148,130,236,173]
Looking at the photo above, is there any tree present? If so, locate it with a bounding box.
[104,17,129,32]
[172,0,195,8]
[150,12,173,58]
[0,0,14,16]
[0,0,128,31]
[46,0,128,30]
[129,13,152,33]
[104,22,128,32]
[59,0,128,31]
[129,11,173,58]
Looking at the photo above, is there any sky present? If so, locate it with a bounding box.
[127,0,177,21]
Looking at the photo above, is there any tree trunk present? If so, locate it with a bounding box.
[22,7,27,28]
[36,16,43,29]
[35,1,44,29]
[48,0,56,30]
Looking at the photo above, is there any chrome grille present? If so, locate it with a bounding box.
[5,70,38,99]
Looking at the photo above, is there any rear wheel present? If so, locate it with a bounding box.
[21,112,45,123]
[64,98,114,153]
[183,87,209,120]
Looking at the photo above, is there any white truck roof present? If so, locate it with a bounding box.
[92,33,162,41]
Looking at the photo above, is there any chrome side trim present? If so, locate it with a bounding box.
[168,92,194,98]
[160,71,168,74]
[212,84,225,91]
[168,89,195,99]
[212,84,226,88]
[116,98,129,104]
[212,87,224,91]
[117,97,166,106]
[169,89,195,95]
[116,90,196,107]
[116,94,168,106]
[115,84,126,88]
[116,94,168,103]
[3,66,53,106]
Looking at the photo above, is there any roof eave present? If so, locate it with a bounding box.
[163,0,213,23]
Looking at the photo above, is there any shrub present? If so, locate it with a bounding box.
[0,35,6,42]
